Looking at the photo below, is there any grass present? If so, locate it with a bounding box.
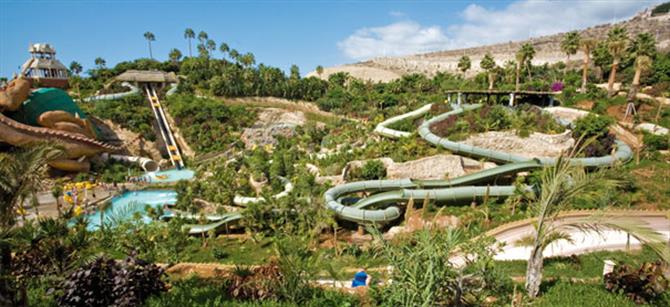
[623,157,670,210]
[496,246,663,280]
[533,281,653,307]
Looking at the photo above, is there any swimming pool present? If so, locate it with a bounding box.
[143,168,195,183]
[83,190,177,230]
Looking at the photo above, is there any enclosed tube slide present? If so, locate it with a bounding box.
[325,104,633,224]
[233,176,293,206]
[100,153,159,172]
[83,82,139,102]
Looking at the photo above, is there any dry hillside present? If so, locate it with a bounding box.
[310,7,670,82]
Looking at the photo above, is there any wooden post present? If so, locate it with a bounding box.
[509,93,515,106]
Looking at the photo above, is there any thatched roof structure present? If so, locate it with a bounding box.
[115,70,178,83]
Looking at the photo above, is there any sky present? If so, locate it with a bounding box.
[0,0,662,78]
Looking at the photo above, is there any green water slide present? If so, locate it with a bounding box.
[181,212,243,235]
[324,104,633,224]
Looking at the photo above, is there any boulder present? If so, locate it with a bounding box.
[461,130,575,159]
[241,108,306,149]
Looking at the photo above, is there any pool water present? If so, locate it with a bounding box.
[143,168,195,183]
[83,190,177,230]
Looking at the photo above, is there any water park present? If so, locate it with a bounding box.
[1,1,670,306]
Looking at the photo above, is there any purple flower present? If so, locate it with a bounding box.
[551,82,564,92]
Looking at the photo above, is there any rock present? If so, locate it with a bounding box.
[386,155,496,180]
[544,106,590,124]
[383,212,460,240]
[461,130,575,159]
[241,108,306,149]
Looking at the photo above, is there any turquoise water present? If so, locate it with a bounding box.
[143,168,195,183]
[83,190,177,230]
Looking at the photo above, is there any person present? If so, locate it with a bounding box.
[351,268,371,288]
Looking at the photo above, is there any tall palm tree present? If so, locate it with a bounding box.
[315,65,324,77]
[184,28,195,57]
[197,31,208,44]
[94,57,106,69]
[143,31,156,59]
[457,55,471,78]
[560,31,581,64]
[68,61,82,75]
[520,43,536,80]
[480,53,496,90]
[627,55,653,101]
[523,151,670,299]
[219,42,230,58]
[579,38,597,92]
[206,39,217,55]
[606,27,628,96]
[229,49,240,63]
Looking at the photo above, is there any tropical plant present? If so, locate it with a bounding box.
[184,28,195,57]
[480,53,496,90]
[168,48,182,64]
[68,61,82,75]
[57,255,167,307]
[219,42,230,58]
[143,31,156,59]
[604,261,669,304]
[94,57,106,69]
[606,27,629,96]
[458,55,471,78]
[522,151,670,299]
[561,31,581,64]
[517,42,536,88]
[628,55,653,100]
[315,65,324,76]
[197,31,208,44]
[580,38,598,91]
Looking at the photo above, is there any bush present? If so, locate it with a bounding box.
[360,160,387,180]
[57,256,167,307]
[643,133,669,151]
[604,261,670,304]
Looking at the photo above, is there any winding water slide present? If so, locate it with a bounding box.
[325,103,633,224]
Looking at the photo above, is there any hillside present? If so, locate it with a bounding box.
[311,7,670,82]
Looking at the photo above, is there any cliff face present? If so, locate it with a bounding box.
[313,9,670,82]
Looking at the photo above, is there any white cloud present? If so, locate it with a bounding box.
[339,0,661,60]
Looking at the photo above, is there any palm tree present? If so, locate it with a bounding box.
[143,31,156,59]
[51,184,63,217]
[560,31,581,64]
[606,27,628,96]
[229,49,240,63]
[184,28,195,57]
[94,57,106,69]
[520,43,536,81]
[523,151,670,298]
[579,38,597,92]
[206,39,217,55]
[315,65,324,77]
[197,43,208,58]
[240,52,256,68]
[168,48,182,64]
[197,31,208,44]
[480,53,496,90]
[219,42,230,58]
[68,61,82,75]
[627,55,653,100]
[457,55,471,78]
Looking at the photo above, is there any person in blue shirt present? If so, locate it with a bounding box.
[351,268,371,288]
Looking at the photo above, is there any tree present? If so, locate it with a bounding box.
[184,28,195,57]
[520,42,536,80]
[197,31,208,44]
[457,55,471,78]
[606,26,628,96]
[628,55,653,100]
[315,65,324,77]
[579,38,597,92]
[229,49,240,63]
[480,53,496,90]
[240,52,256,68]
[523,152,670,299]
[219,42,230,58]
[205,39,217,58]
[94,57,106,69]
[168,48,182,64]
[68,61,82,75]
[0,144,63,305]
[143,31,156,59]
[197,43,209,59]
[289,64,300,80]
[51,184,63,217]
[560,31,581,64]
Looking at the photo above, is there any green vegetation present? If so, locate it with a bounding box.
[430,104,565,140]
[81,94,156,141]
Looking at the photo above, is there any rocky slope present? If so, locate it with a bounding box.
[311,8,670,82]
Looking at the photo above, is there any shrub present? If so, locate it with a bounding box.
[572,114,613,139]
[360,160,387,180]
[57,255,167,307]
[604,261,670,304]
[643,133,669,151]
